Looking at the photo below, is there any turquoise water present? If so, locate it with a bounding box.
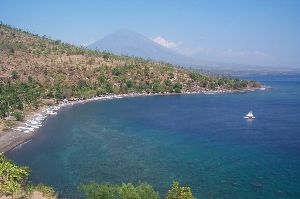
[8,75,300,198]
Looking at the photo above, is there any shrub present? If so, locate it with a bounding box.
[173,83,182,93]
[11,70,19,79]
[166,181,195,199]
[102,52,110,60]
[164,79,172,86]
[112,67,122,76]
[32,184,57,199]
[136,183,160,199]
[80,182,160,199]
[11,111,24,121]
[153,82,160,93]
[126,80,133,88]
[168,72,174,79]
[189,73,198,81]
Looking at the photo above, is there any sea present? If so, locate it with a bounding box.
[7,75,300,199]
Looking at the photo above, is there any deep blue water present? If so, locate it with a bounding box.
[7,75,300,199]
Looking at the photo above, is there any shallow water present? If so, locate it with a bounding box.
[8,75,300,198]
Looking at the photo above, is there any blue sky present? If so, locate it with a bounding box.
[1,0,300,67]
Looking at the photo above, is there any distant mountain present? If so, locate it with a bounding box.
[88,29,196,65]
[88,29,300,75]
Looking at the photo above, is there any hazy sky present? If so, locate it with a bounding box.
[1,0,300,67]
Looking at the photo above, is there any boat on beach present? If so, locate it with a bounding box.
[47,111,57,115]
[244,111,255,119]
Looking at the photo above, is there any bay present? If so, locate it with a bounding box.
[8,75,300,199]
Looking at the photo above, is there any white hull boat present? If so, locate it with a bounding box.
[244,111,255,119]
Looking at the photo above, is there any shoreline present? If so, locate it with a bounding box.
[0,87,268,154]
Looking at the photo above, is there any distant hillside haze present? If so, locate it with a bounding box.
[88,29,196,65]
[88,29,300,75]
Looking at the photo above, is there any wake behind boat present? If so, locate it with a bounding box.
[244,111,255,119]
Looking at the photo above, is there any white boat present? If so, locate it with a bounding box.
[30,125,40,129]
[47,111,57,115]
[29,121,39,125]
[244,111,255,119]
[53,106,60,111]
[17,126,27,129]
[13,128,23,132]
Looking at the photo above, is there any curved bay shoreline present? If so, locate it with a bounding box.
[0,87,268,154]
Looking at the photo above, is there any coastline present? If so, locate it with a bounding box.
[0,87,268,154]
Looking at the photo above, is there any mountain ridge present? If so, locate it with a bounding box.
[88,29,197,65]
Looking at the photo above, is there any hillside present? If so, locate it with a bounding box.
[0,23,260,118]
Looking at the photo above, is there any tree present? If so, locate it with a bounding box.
[62,88,72,99]
[189,73,198,81]
[102,52,110,60]
[126,80,133,88]
[165,181,196,199]
[0,154,29,196]
[11,111,24,121]
[173,83,182,93]
[136,183,160,199]
[11,71,19,80]
[119,183,141,199]
[164,79,172,86]
[144,66,150,77]
[112,67,122,76]
[105,82,113,93]
[80,182,160,199]
[168,72,175,79]
[98,74,107,84]
[77,80,89,89]
[80,182,118,199]
[153,82,160,93]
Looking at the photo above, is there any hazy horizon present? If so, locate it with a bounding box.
[1,0,299,68]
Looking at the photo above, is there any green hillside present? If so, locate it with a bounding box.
[0,23,260,118]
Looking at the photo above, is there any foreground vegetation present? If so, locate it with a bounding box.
[80,181,195,199]
[0,23,260,119]
[0,154,56,198]
[0,154,196,199]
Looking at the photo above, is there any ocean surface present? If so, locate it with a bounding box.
[7,75,300,199]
